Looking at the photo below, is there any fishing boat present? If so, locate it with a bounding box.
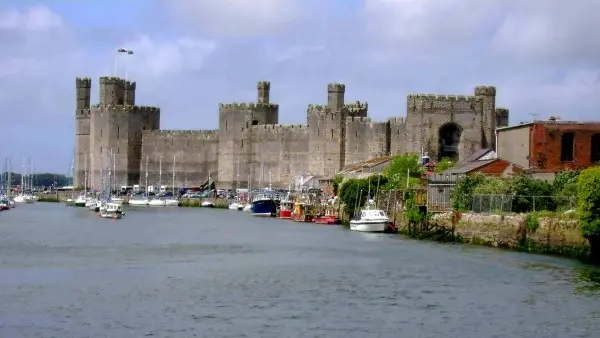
[279,200,293,219]
[291,201,314,222]
[98,202,124,219]
[249,191,281,217]
[349,199,389,232]
[313,209,340,224]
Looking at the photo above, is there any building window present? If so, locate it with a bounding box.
[591,134,600,163]
[560,132,574,161]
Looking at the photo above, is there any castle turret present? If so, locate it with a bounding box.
[327,83,345,110]
[99,76,125,106]
[124,81,136,106]
[474,85,497,149]
[495,108,509,128]
[257,81,270,104]
[74,77,92,188]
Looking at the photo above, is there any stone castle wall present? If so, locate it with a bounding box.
[140,130,218,187]
[75,76,511,190]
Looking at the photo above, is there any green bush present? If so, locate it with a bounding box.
[338,174,387,217]
[450,173,486,211]
[577,167,600,238]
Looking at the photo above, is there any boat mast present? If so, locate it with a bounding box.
[172,155,175,197]
[84,153,88,195]
[236,154,240,198]
[144,156,148,195]
[113,150,116,193]
[158,155,162,192]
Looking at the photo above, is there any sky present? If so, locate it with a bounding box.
[1,0,599,173]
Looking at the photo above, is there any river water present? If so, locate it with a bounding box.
[1,203,599,338]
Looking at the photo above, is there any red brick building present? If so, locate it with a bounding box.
[497,119,600,172]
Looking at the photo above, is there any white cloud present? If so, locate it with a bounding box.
[168,0,307,37]
[0,5,63,32]
[123,35,216,78]
[1,1,600,171]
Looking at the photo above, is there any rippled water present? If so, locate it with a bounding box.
[1,203,599,337]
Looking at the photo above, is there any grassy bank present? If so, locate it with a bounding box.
[37,196,60,203]
[179,198,229,209]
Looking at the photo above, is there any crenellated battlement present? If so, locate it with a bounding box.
[143,129,218,140]
[327,83,345,92]
[91,104,160,114]
[251,123,309,134]
[219,102,278,110]
[99,76,126,86]
[346,116,371,123]
[124,81,136,90]
[387,117,406,124]
[307,104,332,114]
[76,109,90,119]
[76,77,91,88]
[345,101,368,114]
[257,81,270,90]
[495,107,509,118]
[407,94,482,102]
[474,85,496,97]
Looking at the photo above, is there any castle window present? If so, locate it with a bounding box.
[331,129,334,139]
[143,127,146,131]
[560,132,574,161]
[241,140,244,148]
[252,120,259,126]
[117,126,119,138]
[117,148,120,154]
[317,128,320,136]
[100,129,103,137]
[226,121,228,130]
[355,130,358,138]
[171,139,174,146]
[591,134,600,162]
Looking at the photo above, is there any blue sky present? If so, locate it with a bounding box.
[1,0,599,173]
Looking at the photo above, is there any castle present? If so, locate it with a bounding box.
[73,76,510,190]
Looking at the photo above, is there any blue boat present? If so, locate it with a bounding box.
[250,191,282,217]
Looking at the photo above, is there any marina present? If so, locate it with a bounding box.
[1,203,599,337]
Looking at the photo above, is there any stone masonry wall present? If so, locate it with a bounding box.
[141,130,219,188]
[431,212,589,257]
[250,124,309,189]
[344,117,390,165]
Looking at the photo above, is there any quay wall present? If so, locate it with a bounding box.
[431,212,589,258]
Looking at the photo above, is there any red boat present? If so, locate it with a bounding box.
[313,208,339,224]
[291,201,315,222]
[279,200,293,219]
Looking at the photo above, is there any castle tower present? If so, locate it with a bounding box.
[257,81,270,104]
[99,76,125,106]
[124,81,136,105]
[327,83,345,110]
[495,108,509,128]
[474,85,497,149]
[74,77,91,188]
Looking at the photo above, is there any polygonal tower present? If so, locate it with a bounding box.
[74,77,91,188]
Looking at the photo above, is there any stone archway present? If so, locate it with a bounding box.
[438,123,462,162]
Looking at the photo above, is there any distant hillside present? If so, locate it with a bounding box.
[1,173,71,188]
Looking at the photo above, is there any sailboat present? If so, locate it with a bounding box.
[13,158,35,204]
[129,156,149,206]
[164,155,179,206]
[229,155,244,210]
[349,173,388,232]
[109,150,125,205]
[149,156,167,206]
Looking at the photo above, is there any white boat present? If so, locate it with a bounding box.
[89,200,102,212]
[228,200,242,210]
[201,200,214,208]
[129,196,149,206]
[349,200,389,232]
[98,202,124,219]
[110,196,125,205]
[165,198,179,206]
[148,198,167,207]
[13,195,28,204]
[73,195,87,207]
[243,204,252,212]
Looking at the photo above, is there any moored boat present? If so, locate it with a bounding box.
[98,202,125,219]
[201,200,214,208]
[73,195,87,207]
[148,198,167,207]
[291,201,314,222]
[129,196,149,206]
[349,199,389,232]
[279,200,293,219]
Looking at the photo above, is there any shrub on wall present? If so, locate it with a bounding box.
[577,166,600,263]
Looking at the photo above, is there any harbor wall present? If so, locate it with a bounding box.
[431,212,589,258]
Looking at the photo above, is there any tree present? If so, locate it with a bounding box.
[383,153,423,189]
[450,173,486,211]
[338,174,387,217]
[332,175,344,196]
[434,157,454,173]
[577,166,600,263]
